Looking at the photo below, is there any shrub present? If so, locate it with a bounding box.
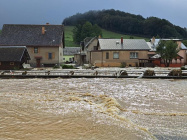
[53,65,60,69]
[181,66,187,70]
[120,62,126,68]
[144,70,155,76]
[61,64,74,69]
[168,69,182,76]
[13,67,20,70]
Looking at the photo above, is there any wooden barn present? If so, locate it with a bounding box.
[0,46,30,70]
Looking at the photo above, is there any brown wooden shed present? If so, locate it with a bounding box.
[0,46,30,70]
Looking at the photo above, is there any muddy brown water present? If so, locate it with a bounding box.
[0,78,187,140]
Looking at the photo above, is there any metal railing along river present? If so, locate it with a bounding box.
[1,69,187,79]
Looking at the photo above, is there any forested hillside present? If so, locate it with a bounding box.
[63,9,187,39]
[65,26,147,47]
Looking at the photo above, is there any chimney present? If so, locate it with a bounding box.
[121,36,123,44]
[121,36,124,49]
[42,27,45,35]
[151,36,155,44]
[46,23,49,25]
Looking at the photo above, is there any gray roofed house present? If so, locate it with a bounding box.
[0,46,31,70]
[63,47,80,63]
[0,24,65,67]
[74,37,98,66]
[86,37,152,67]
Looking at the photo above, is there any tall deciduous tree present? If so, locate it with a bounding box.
[73,21,102,44]
[156,40,179,67]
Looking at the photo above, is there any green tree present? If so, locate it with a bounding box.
[156,40,179,67]
[73,24,82,43]
[73,21,102,44]
[92,24,102,37]
[81,21,93,40]
[182,40,187,47]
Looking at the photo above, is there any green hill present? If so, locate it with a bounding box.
[64,26,148,47]
[63,9,187,39]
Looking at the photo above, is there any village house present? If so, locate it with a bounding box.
[92,37,151,67]
[0,46,30,70]
[76,37,151,67]
[147,37,187,67]
[0,24,64,67]
[74,37,98,65]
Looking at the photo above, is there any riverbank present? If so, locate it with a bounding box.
[0,67,187,79]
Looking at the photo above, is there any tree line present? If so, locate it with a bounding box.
[63,9,187,39]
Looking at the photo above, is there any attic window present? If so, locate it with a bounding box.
[94,46,98,50]
[10,62,14,65]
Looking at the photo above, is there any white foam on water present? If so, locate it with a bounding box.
[0,78,187,139]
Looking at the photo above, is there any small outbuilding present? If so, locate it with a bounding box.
[0,46,31,70]
[63,47,80,63]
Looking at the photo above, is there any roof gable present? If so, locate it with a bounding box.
[0,46,30,61]
[0,24,64,46]
[99,39,150,50]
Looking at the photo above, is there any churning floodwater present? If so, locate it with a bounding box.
[0,78,187,140]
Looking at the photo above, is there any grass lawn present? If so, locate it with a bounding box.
[102,29,145,39]
[64,26,149,47]
[64,26,80,47]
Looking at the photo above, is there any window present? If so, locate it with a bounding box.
[46,52,55,60]
[48,53,52,59]
[69,58,72,61]
[10,62,14,65]
[94,46,98,50]
[113,52,119,59]
[106,52,109,59]
[0,62,1,65]
[34,47,38,53]
[130,52,138,59]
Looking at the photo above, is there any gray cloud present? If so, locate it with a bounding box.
[0,0,186,29]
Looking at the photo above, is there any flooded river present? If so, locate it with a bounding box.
[0,78,187,140]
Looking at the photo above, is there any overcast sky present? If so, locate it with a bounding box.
[0,0,186,29]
